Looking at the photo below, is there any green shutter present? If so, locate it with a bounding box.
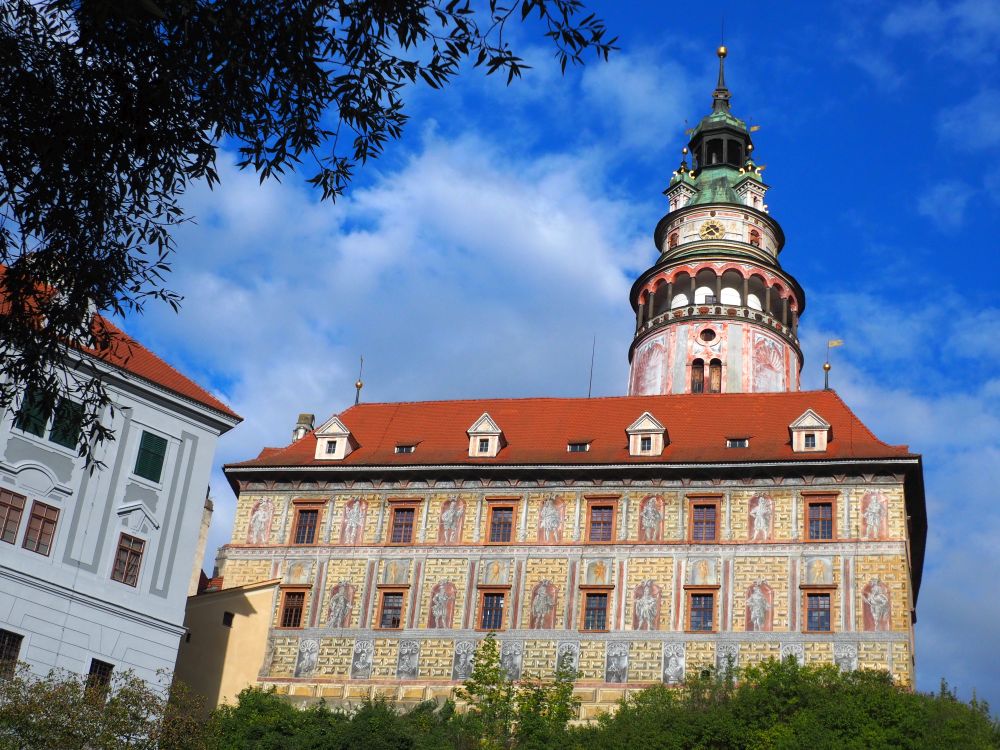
[49,399,83,449]
[14,389,49,438]
[134,431,168,482]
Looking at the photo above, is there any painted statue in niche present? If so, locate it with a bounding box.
[605,642,629,683]
[247,497,274,545]
[483,559,509,585]
[662,643,685,684]
[428,580,457,629]
[752,333,785,392]
[383,559,410,585]
[556,641,579,672]
[716,643,739,675]
[453,641,476,680]
[749,493,773,541]
[438,496,465,544]
[340,497,367,545]
[631,335,667,395]
[689,558,717,586]
[639,494,664,542]
[351,639,374,679]
[537,496,565,543]
[632,579,662,631]
[834,643,858,673]
[529,580,558,629]
[862,578,891,631]
[326,581,355,628]
[397,640,420,679]
[586,559,612,585]
[861,491,887,540]
[294,638,319,677]
[744,579,774,632]
[500,641,522,680]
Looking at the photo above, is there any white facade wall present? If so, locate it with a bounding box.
[0,369,237,686]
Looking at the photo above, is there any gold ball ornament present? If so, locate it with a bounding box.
[822,363,831,372]
[717,45,728,58]
[355,379,364,389]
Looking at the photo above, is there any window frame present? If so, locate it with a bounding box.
[804,433,816,449]
[585,496,619,544]
[485,499,519,545]
[22,501,59,556]
[685,587,719,633]
[278,587,310,629]
[802,588,835,633]
[86,658,114,692]
[0,628,23,680]
[687,495,721,543]
[476,586,509,631]
[567,441,590,453]
[386,499,421,546]
[394,444,415,454]
[579,588,612,632]
[803,493,838,542]
[639,435,652,452]
[289,498,324,546]
[375,586,409,630]
[0,489,26,545]
[13,388,49,438]
[110,533,145,587]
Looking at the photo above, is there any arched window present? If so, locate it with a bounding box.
[669,233,679,249]
[749,229,761,247]
[691,359,705,394]
[708,359,722,393]
[707,139,724,165]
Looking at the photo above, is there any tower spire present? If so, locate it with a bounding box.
[712,45,731,112]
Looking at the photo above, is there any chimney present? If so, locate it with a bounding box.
[292,413,315,442]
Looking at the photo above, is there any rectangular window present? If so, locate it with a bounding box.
[86,659,114,691]
[0,489,25,545]
[0,629,23,679]
[110,534,145,587]
[689,593,714,632]
[640,436,652,452]
[48,399,83,450]
[13,389,48,438]
[583,593,608,631]
[804,433,816,448]
[325,439,338,454]
[807,501,834,540]
[389,507,415,544]
[379,592,405,629]
[133,431,168,483]
[478,437,490,453]
[691,502,718,542]
[806,593,831,632]
[567,442,589,453]
[488,506,514,544]
[588,505,615,543]
[279,591,306,628]
[394,445,415,454]
[292,508,319,545]
[726,438,749,448]
[22,501,58,556]
[480,592,505,630]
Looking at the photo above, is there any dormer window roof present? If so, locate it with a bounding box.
[467,413,504,458]
[789,409,832,453]
[626,412,667,456]
[313,415,354,461]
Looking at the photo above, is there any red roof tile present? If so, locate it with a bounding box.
[226,390,912,470]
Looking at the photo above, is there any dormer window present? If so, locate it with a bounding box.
[313,415,354,460]
[395,445,415,454]
[789,409,832,452]
[626,412,667,456]
[567,442,590,453]
[726,438,749,448]
[467,413,504,458]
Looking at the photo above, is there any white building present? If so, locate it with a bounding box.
[0,322,240,687]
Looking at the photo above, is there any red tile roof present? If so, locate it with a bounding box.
[227,390,912,470]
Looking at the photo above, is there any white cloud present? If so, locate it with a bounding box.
[884,0,1000,63]
[938,89,1000,151]
[917,180,975,228]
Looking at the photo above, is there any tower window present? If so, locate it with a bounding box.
[708,359,722,393]
[749,229,761,247]
[707,139,724,165]
[691,359,705,394]
[727,141,743,166]
[669,233,679,248]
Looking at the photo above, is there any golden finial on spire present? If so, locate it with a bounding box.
[717,45,728,58]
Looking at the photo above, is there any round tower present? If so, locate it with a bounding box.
[628,47,805,396]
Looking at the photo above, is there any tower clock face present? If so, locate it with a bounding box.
[700,220,725,240]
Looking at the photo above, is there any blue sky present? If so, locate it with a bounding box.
[124,1,999,707]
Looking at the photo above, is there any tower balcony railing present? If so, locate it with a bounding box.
[636,303,800,346]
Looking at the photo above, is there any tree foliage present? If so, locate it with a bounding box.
[0,0,616,463]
